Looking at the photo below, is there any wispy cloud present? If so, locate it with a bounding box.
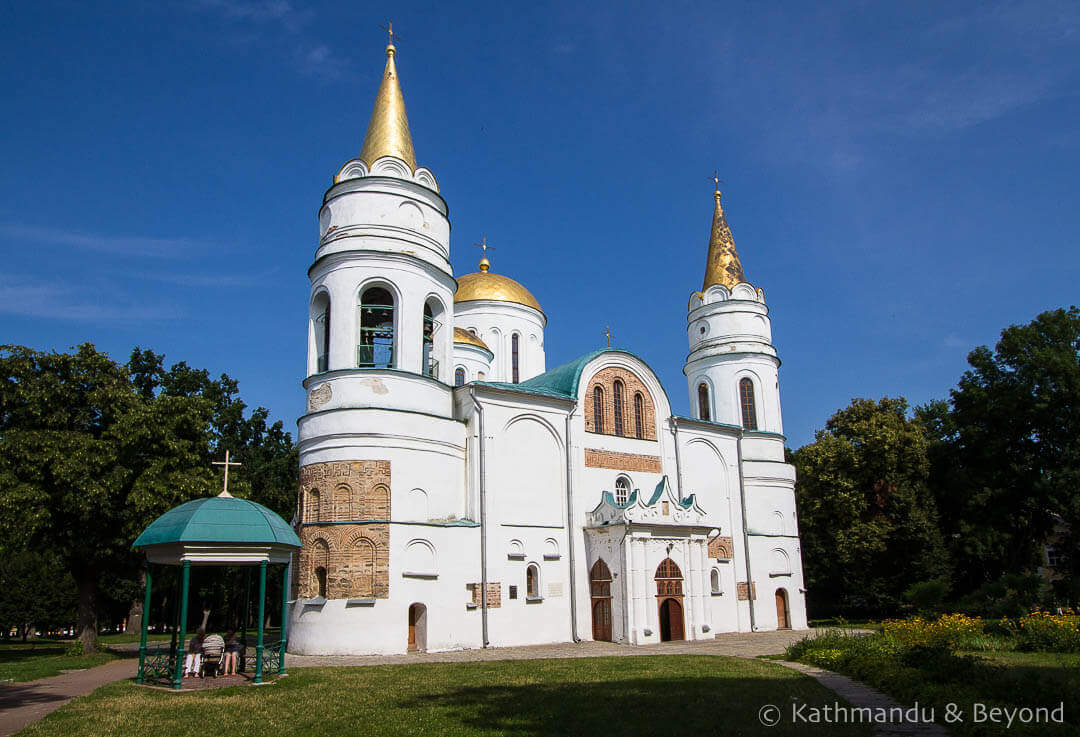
[0,223,211,258]
[0,275,182,322]
[125,267,280,288]
[191,0,312,30]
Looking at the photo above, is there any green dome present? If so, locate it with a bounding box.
[134,495,301,549]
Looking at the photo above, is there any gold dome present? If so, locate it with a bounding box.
[453,327,491,351]
[455,266,543,313]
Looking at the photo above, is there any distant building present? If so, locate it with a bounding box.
[288,40,807,655]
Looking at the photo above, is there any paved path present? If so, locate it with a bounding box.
[0,659,137,737]
[772,660,948,737]
[285,628,816,667]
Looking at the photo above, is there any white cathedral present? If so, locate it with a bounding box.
[287,39,808,655]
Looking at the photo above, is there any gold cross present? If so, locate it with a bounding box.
[604,325,614,348]
[212,449,242,497]
[379,20,401,46]
[712,170,724,193]
[473,236,495,257]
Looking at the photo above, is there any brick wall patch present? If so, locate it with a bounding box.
[585,448,662,473]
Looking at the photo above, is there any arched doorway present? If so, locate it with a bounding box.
[408,603,427,652]
[590,559,613,642]
[775,589,790,630]
[655,558,685,642]
[658,598,684,641]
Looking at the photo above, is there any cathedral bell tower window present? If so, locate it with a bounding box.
[313,292,330,373]
[698,383,711,422]
[358,287,395,369]
[739,378,758,430]
[422,303,437,378]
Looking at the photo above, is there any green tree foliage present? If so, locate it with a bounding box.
[0,551,76,639]
[919,306,1080,601]
[791,397,949,616]
[0,344,298,650]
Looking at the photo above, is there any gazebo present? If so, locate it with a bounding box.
[132,491,301,689]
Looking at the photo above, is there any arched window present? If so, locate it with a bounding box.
[313,292,330,373]
[511,333,520,383]
[526,563,540,599]
[698,383,711,421]
[358,287,394,368]
[614,476,631,506]
[612,380,625,436]
[307,489,321,522]
[422,303,436,378]
[739,378,758,430]
[454,367,466,386]
[634,392,644,439]
[592,386,605,434]
[710,568,721,595]
[315,567,328,598]
[590,559,612,597]
[655,558,684,596]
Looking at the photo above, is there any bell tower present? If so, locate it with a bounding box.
[683,183,783,434]
[305,38,454,393]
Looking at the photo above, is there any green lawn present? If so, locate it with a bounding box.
[0,642,117,682]
[18,656,872,737]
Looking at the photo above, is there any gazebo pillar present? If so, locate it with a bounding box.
[254,560,267,683]
[172,561,191,690]
[278,560,290,674]
[136,567,152,684]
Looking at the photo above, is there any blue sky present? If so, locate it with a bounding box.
[2,1,1078,448]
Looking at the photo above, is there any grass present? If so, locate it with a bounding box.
[18,656,873,737]
[0,642,117,682]
[788,628,1080,736]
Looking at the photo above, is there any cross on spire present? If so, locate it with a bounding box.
[212,449,242,498]
[473,235,495,257]
[379,20,401,47]
[604,325,615,348]
[712,170,724,194]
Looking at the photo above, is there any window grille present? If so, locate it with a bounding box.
[634,393,644,438]
[739,378,758,430]
[357,287,395,368]
[592,386,604,433]
[698,383,711,421]
[655,558,683,597]
[613,380,625,436]
[511,334,520,384]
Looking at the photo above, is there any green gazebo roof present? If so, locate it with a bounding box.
[134,494,301,549]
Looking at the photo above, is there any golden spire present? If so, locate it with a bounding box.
[358,25,417,171]
[701,174,747,290]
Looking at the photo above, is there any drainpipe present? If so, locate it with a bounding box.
[736,430,757,631]
[565,405,581,642]
[670,417,685,499]
[470,388,490,648]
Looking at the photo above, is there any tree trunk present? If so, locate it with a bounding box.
[21,624,28,642]
[201,607,211,632]
[76,568,98,652]
[127,569,146,634]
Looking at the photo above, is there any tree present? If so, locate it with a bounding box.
[919,306,1080,600]
[0,550,76,639]
[791,397,949,616]
[0,344,215,650]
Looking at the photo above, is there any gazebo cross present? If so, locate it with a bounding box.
[212,449,241,496]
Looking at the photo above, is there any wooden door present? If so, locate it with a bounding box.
[592,599,612,642]
[775,589,790,629]
[658,598,684,641]
[408,604,418,651]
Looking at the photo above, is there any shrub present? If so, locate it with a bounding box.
[904,579,950,616]
[1015,611,1080,653]
[954,574,1046,618]
[64,640,84,656]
